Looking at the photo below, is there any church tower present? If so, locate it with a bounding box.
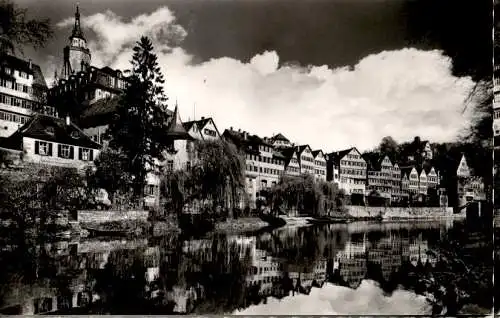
[61,4,91,79]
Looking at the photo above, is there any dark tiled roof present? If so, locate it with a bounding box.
[223,129,262,155]
[271,133,289,142]
[336,148,355,159]
[183,121,196,131]
[165,106,193,140]
[296,145,312,155]
[311,150,326,159]
[278,147,298,166]
[400,166,414,178]
[362,152,381,171]
[79,97,120,128]
[183,117,219,135]
[0,114,101,150]
[80,97,174,128]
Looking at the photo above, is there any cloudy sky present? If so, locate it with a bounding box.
[18,0,491,151]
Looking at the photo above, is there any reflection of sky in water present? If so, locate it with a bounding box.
[234,280,431,315]
[0,220,480,315]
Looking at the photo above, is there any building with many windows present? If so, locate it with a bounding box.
[223,128,285,207]
[162,115,222,173]
[455,153,486,206]
[279,147,301,176]
[312,150,327,181]
[327,148,367,197]
[0,55,53,138]
[364,153,394,201]
[296,145,315,175]
[269,132,294,148]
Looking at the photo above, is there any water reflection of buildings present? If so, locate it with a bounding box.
[1,224,443,315]
[0,238,150,315]
[333,231,434,288]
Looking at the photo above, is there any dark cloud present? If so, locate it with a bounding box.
[17,0,491,81]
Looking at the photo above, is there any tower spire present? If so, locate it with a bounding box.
[71,3,85,40]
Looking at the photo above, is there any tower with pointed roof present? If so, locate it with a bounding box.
[61,4,91,79]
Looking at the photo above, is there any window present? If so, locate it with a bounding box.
[167,160,174,171]
[204,128,217,137]
[186,161,191,170]
[58,144,74,159]
[146,185,156,196]
[70,131,80,139]
[45,126,55,135]
[35,141,51,156]
[79,148,93,161]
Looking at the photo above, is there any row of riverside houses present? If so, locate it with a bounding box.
[0,5,486,211]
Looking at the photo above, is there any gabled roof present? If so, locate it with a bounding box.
[271,133,290,142]
[0,114,101,150]
[296,145,312,155]
[278,147,298,166]
[311,150,325,159]
[183,117,221,137]
[336,147,356,159]
[329,147,361,165]
[400,166,414,178]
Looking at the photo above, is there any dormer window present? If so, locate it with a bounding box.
[70,131,80,139]
[45,126,55,135]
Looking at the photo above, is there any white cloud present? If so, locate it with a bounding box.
[56,7,477,152]
[234,280,431,315]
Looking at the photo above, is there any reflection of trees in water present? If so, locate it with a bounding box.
[257,226,348,265]
[0,221,492,315]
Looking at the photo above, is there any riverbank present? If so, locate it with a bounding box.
[214,217,270,233]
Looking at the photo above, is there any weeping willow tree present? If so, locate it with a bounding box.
[162,139,245,218]
[270,174,346,216]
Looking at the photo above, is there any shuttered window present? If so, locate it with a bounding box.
[34,140,52,156]
[78,148,94,161]
[58,144,74,159]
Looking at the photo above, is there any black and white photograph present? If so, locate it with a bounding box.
[0,0,496,315]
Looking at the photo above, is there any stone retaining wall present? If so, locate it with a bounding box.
[346,206,454,218]
[77,210,149,224]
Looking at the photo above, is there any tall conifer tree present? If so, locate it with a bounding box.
[106,36,171,199]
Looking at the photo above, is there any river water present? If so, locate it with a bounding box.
[0,219,494,315]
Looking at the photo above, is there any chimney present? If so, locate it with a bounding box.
[238,129,241,133]
[244,132,248,140]
[28,59,32,69]
[230,126,233,131]
[201,116,205,120]
[65,115,70,126]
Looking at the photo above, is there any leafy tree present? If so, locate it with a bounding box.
[39,166,93,211]
[106,36,172,199]
[161,139,245,218]
[89,147,132,203]
[378,136,399,160]
[270,174,346,216]
[0,165,41,237]
[0,0,53,55]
